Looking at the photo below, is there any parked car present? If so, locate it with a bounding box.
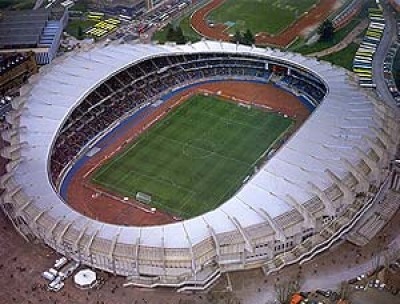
[316,289,331,297]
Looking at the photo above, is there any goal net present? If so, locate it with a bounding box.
[136,192,152,204]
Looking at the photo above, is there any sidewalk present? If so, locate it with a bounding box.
[226,207,400,304]
[307,19,369,58]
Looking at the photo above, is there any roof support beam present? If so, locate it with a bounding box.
[342,158,369,192]
[229,216,254,253]
[203,217,221,257]
[0,172,13,188]
[237,196,286,242]
[354,147,380,176]
[307,182,336,217]
[182,223,196,278]
[84,226,102,256]
[135,229,142,275]
[46,217,63,240]
[108,228,121,259]
[364,136,387,160]
[258,207,287,242]
[108,228,121,275]
[161,227,166,276]
[17,198,33,213]
[56,220,74,245]
[73,221,90,252]
[284,194,316,229]
[325,169,354,203]
[5,158,23,173]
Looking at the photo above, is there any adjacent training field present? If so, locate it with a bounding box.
[92,94,292,219]
[207,0,319,35]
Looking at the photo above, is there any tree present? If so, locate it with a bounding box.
[166,24,175,41]
[231,29,255,46]
[165,24,186,44]
[232,30,242,44]
[243,29,255,46]
[77,25,83,40]
[274,279,299,304]
[175,25,186,44]
[318,19,334,42]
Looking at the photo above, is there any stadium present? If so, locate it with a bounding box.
[1,40,399,292]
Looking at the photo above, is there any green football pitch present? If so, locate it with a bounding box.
[207,0,319,35]
[92,94,293,218]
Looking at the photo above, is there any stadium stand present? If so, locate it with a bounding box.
[1,41,399,291]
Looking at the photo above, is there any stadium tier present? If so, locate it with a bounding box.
[1,41,399,291]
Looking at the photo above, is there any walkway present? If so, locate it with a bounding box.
[307,19,369,57]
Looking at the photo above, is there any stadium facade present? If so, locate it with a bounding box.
[1,41,400,291]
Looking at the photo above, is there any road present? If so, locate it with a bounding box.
[372,1,399,113]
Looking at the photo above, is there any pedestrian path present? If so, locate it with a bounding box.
[307,19,369,58]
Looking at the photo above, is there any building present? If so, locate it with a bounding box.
[0,8,68,65]
[0,52,38,95]
[1,41,399,292]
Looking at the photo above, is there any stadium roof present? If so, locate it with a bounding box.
[13,41,390,249]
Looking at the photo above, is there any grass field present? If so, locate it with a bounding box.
[207,0,319,35]
[92,95,293,218]
[152,6,202,43]
[65,19,97,39]
[320,42,359,70]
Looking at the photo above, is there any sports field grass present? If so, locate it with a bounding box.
[207,0,319,35]
[92,95,293,218]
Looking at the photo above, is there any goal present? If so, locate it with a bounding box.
[136,192,152,204]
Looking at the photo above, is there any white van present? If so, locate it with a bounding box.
[42,271,55,281]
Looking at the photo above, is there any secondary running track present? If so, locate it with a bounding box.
[191,0,342,47]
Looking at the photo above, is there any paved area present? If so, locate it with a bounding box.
[373,1,400,113]
[222,205,400,304]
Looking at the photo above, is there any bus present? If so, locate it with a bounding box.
[354,59,373,65]
[359,82,376,88]
[178,2,188,10]
[356,49,374,55]
[367,29,383,35]
[354,69,372,75]
[160,14,169,22]
[368,7,383,13]
[119,14,132,22]
[366,31,382,38]
[357,74,373,79]
[364,36,381,43]
[369,12,383,17]
[361,41,378,48]
[370,16,385,22]
[370,23,385,30]
[370,22,385,28]
[354,72,372,78]
[359,75,373,81]
[106,18,121,25]
[367,27,383,33]
[353,63,372,69]
[357,46,376,52]
[356,51,374,57]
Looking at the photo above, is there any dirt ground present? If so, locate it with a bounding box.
[191,0,342,47]
[0,211,212,304]
[66,81,309,226]
[0,200,398,304]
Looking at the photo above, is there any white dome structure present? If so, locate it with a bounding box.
[74,269,97,289]
[1,41,399,292]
